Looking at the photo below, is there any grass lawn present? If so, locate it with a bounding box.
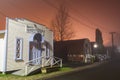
[0,67,72,80]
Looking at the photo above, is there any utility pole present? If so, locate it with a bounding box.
[109,32,116,56]
[119,34,120,46]
[110,32,116,48]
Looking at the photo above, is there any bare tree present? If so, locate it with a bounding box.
[51,4,74,41]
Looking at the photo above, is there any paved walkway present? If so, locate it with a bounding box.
[44,54,120,80]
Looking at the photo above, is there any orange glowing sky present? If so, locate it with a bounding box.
[0,0,120,46]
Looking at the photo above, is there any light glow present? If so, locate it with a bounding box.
[94,43,98,48]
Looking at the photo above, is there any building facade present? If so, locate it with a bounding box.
[0,18,54,74]
[54,39,92,63]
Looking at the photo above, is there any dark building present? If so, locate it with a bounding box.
[54,38,92,63]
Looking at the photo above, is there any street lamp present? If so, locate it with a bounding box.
[94,43,98,48]
[93,43,98,55]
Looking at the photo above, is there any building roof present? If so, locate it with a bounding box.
[54,38,90,54]
[0,17,52,31]
[55,38,89,46]
[9,18,52,31]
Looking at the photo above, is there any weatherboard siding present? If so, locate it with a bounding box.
[7,19,28,71]
[6,18,53,71]
[0,38,5,71]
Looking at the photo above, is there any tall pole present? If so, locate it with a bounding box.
[119,35,120,46]
[110,32,116,48]
[109,32,116,56]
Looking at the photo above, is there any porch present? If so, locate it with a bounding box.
[12,56,62,76]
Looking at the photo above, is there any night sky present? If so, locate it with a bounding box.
[0,0,120,47]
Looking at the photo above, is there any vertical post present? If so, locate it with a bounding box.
[50,57,53,67]
[110,32,116,49]
[110,32,116,57]
[2,17,9,74]
[119,35,120,46]
[60,59,62,67]
[41,57,43,67]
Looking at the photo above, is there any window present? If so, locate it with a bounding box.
[15,38,23,60]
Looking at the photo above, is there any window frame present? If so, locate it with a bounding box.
[15,38,23,61]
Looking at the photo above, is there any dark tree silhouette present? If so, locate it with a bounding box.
[51,4,74,41]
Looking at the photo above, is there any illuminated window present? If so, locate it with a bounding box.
[15,38,23,60]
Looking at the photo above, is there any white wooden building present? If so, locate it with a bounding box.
[0,18,62,76]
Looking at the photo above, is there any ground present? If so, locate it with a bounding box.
[0,62,102,80]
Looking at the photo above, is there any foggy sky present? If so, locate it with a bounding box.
[0,0,120,46]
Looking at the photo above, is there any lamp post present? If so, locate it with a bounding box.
[93,43,98,55]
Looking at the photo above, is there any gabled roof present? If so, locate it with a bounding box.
[64,38,89,44]
[55,38,89,46]
[0,17,52,31]
[9,18,52,31]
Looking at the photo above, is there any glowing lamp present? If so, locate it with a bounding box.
[94,43,98,48]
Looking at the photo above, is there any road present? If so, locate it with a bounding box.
[45,54,120,80]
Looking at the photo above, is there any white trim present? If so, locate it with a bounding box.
[2,31,7,73]
[0,39,5,71]
[2,17,9,74]
[29,33,35,41]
